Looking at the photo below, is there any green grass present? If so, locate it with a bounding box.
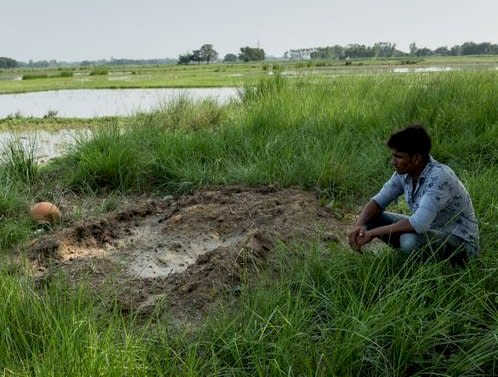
[0,71,497,375]
[42,72,497,202]
[188,245,498,376]
[1,137,39,186]
[0,272,151,376]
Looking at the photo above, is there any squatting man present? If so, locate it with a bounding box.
[348,125,479,262]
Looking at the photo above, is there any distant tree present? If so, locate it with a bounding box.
[223,53,237,62]
[449,45,462,56]
[434,46,449,56]
[200,44,218,64]
[409,42,418,56]
[344,44,374,58]
[191,49,203,64]
[415,47,433,57]
[178,52,193,65]
[476,42,495,54]
[0,57,18,68]
[26,60,50,68]
[459,41,498,55]
[461,42,480,55]
[310,45,345,60]
[372,42,397,58]
[238,46,265,62]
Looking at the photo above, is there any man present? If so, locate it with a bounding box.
[348,125,479,261]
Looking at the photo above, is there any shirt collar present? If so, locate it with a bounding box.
[418,155,435,181]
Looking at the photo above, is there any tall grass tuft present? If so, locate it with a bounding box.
[0,139,38,249]
[0,273,150,376]
[1,137,39,186]
[0,179,31,250]
[66,123,149,192]
[151,95,229,130]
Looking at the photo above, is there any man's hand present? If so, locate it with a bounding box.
[348,225,375,252]
[348,200,382,252]
[348,225,366,252]
[356,229,374,250]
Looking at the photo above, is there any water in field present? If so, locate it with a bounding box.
[0,129,90,164]
[393,66,454,73]
[0,88,239,163]
[0,88,239,118]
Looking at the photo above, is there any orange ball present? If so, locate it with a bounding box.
[30,202,61,225]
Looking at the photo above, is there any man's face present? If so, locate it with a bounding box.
[390,149,418,175]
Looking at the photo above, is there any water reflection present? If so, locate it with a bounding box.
[0,88,239,118]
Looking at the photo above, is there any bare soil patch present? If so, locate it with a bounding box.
[27,186,346,323]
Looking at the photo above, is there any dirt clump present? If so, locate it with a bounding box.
[27,186,345,323]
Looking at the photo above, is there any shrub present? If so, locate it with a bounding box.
[22,73,48,80]
[89,68,109,76]
[58,71,73,78]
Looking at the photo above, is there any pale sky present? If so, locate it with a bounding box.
[1,0,497,62]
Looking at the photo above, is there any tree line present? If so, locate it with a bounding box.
[2,41,497,68]
[285,41,498,60]
[178,44,265,64]
[0,57,18,68]
[0,57,177,69]
[409,41,498,57]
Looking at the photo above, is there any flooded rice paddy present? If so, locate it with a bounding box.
[0,88,239,118]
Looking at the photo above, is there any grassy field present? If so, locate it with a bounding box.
[1,70,498,375]
[1,55,497,94]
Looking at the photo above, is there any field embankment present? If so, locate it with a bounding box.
[0,71,497,375]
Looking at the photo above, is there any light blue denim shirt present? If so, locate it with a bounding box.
[372,157,479,247]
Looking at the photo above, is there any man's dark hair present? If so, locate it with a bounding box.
[387,125,432,159]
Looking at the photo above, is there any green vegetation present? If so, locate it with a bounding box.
[58,70,74,78]
[21,73,49,80]
[1,71,498,375]
[1,55,497,94]
[0,116,122,132]
[89,67,109,76]
[18,71,72,81]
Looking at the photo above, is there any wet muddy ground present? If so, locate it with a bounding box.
[27,186,346,324]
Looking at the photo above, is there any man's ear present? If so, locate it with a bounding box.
[413,153,424,164]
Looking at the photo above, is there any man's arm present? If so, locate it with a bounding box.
[356,200,383,227]
[356,218,415,249]
[349,172,404,251]
[350,200,417,251]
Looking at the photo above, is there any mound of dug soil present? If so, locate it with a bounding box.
[28,186,345,323]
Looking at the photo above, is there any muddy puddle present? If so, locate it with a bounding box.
[27,186,345,323]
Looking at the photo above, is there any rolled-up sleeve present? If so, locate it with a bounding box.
[408,206,437,234]
[372,173,403,209]
[408,176,452,234]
